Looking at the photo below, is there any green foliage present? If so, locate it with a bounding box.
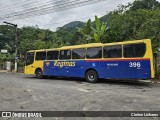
[63,21,85,28]
[130,0,160,10]
[92,16,107,43]
[0,0,160,62]
[17,60,25,67]
[106,5,160,52]
[77,16,107,43]
[0,53,14,65]
[4,43,13,52]
[77,19,93,43]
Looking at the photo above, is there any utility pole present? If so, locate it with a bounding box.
[3,21,18,72]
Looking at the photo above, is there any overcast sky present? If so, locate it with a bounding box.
[0,0,155,31]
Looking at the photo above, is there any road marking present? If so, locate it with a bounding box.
[77,88,90,92]
[18,101,30,105]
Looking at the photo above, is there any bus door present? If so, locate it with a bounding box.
[25,52,35,74]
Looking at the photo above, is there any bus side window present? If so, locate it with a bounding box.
[103,45,122,58]
[72,49,86,59]
[35,51,46,60]
[59,50,71,60]
[86,47,102,59]
[124,43,146,58]
[47,51,59,60]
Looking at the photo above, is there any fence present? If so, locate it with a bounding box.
[0,61,24,72]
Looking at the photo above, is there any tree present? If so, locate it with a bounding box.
[92,16,107,43]
[3,43,13,53]
[105,3,160,52]
[78,16,107,43]
[130,0,160,10]
[77,19,93,43]
[55,27,73,46]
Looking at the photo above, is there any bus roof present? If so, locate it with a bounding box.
[27,39,150,52]
[59,43,103,49]
[28,43,103,52]
[28,48,58,52]
[103,39,149,46]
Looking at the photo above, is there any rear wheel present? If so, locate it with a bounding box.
[85,70,99,83]
[36,69,43,79]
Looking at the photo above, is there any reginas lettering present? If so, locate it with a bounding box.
[54,61,76,68]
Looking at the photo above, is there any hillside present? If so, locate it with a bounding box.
[62,21,85,28]
[62,13,110,29]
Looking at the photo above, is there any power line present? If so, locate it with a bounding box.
[0,0,91,17]
[0,0,43,10]
[3,0,106,21]
[14,12,107,31]
[0,0,85,16]
[0,0,107,22]
[12,3,108,27]
[0,0,55,15]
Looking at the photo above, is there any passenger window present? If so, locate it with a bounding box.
[47,51,59,60]
[59,50,71,59]
[72,49,86,59]
[103,45,122,58]
[86,47,102,59]
[35,51,46,60]
[124,43,146,58]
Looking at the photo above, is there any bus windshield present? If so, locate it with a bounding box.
[26,52,34,66]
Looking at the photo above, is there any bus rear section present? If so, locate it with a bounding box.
[85,39,154,80]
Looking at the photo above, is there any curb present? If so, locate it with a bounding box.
[151,79,160,84]
[0,70,9,73]
[0,71,23,74]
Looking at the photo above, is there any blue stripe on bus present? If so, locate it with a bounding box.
[43,59,151,79]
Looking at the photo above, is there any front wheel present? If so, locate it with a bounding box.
[36,69,43,79]
[85,70,99,83]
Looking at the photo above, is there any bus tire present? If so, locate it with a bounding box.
[36,69,43,79]
[85,70,99,83]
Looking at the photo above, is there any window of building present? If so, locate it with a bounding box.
[86,47,102,59]
[35,51,46,60]
[47,51,59,60]
[124,43,146,58]
[59,50,71,59]
[103,45,122,58]
[72,49,86,59]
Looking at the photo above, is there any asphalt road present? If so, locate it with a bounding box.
[0,73,160,120]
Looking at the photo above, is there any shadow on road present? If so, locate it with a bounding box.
[23,75,153,88]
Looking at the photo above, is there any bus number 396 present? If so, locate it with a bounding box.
[129,62,141,68]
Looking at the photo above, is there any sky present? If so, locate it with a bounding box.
[0,0,146,31]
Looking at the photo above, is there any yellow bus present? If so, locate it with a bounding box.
[24,39,154,83]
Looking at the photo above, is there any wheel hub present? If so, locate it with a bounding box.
[88,74,95,81]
